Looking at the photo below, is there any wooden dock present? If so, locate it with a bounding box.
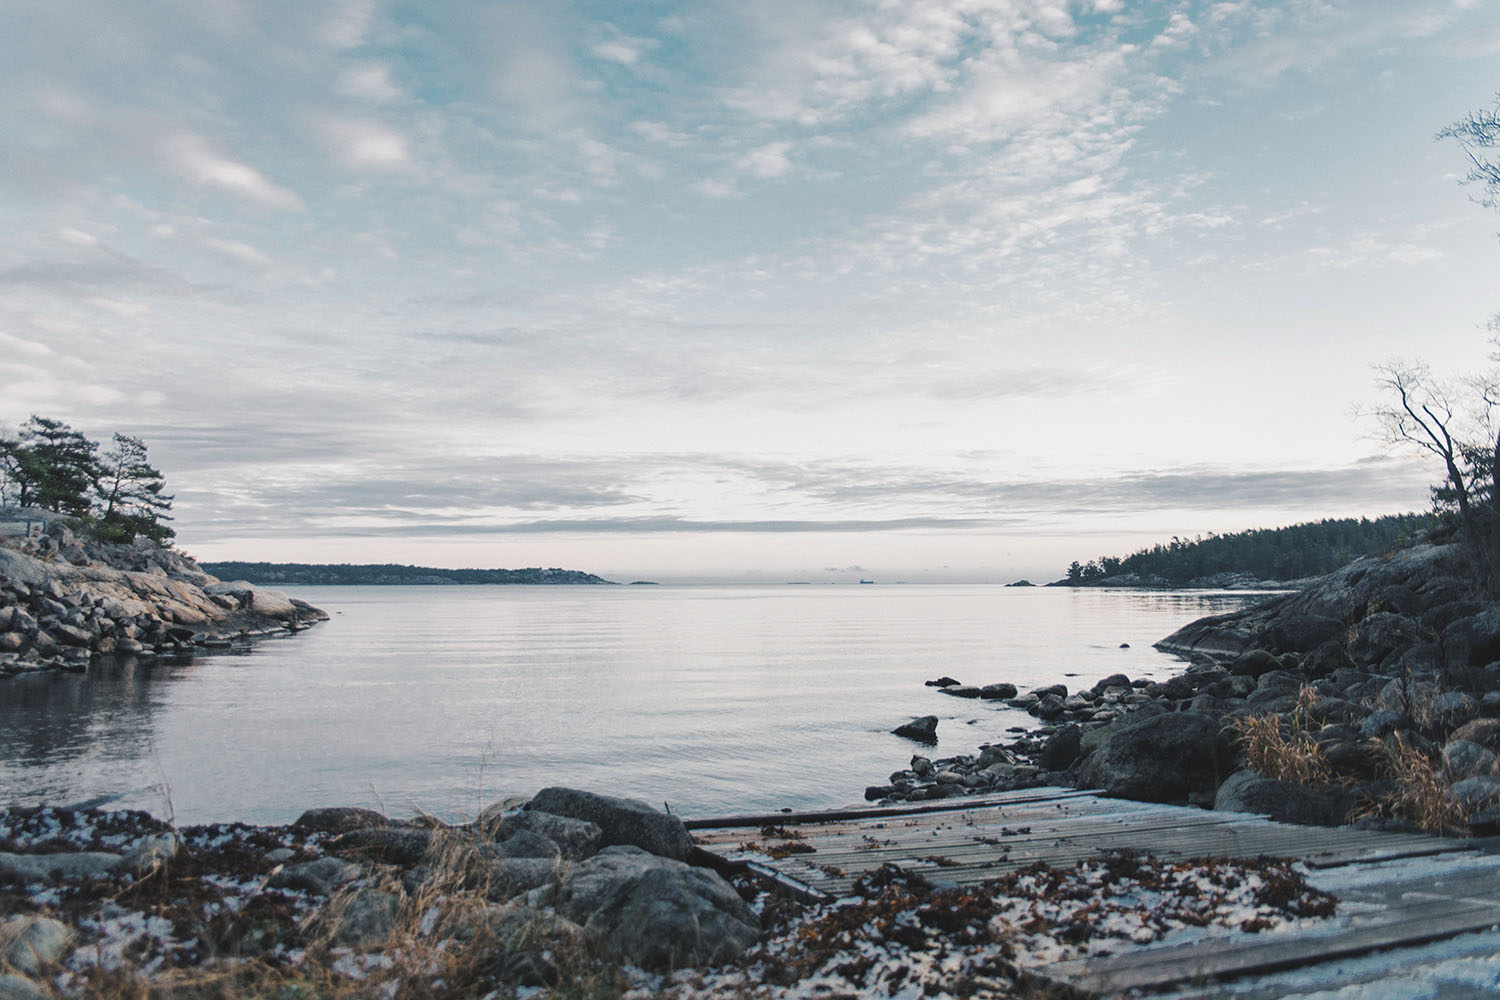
[689,787,1500,997]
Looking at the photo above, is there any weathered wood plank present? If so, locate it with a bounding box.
[1049,897,1500,994]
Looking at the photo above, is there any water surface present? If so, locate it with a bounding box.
[0,585,1259,824]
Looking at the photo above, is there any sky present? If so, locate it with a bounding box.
[3,0,1500,583]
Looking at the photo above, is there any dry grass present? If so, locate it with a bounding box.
[1362,734,1470,835]
[1228,686,1337,788]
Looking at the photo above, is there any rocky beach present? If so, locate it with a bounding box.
[3,523,1500,996]
[876,539,1500,838]
[0,511,327,677]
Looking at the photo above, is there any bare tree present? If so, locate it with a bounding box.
[1368,359,1500,590]
[1438,93,1500,210]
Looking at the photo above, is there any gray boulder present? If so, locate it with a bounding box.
[891,715,939,742]
[1444,740,1500,782]
[331,827,432,865]
[1360,709,1414,739]
[317,888,401,948]
[495,810,602,860]
[1077,711,1232,804]
[979,682,1018,700]
[0,973,49,1000]
[482,858,564,902]
[268,857,363,896]
[492,829,562,860]
[1451,775,1500,813]
[2,916,72,975]
[939,685,982,698]
[554,846,758,970]
[1213,771,1352,827]
[1230,649,1283,678]
[528,787,694,861]
[293,806,389,834]
[1039,724,1082,772]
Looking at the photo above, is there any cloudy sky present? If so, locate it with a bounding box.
[4,0,1499,582]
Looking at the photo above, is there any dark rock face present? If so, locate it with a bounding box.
[1213,771,1353,827]
[527,787,694,861]
[553,846,759,970]
[1076,712,1232,804]
[293,807,389,835]
[892,715,939,742]
[1039,725,1082,772]
[979,682,1018,700]
[939,685,982,698]
[493,810,602,861]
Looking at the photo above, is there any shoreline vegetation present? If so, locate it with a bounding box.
[1047,512,1435,589]
[198,561,618,587]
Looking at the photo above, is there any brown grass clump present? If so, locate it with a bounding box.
[1228,686,1337,787]
[1365,734,1469,834]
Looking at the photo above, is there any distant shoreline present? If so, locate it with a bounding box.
[198,561,618,587]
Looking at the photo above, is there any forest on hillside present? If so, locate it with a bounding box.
[1060,513,1436,587]
[198,562,615,586]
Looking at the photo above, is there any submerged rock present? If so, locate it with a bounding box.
[892,715,939,742]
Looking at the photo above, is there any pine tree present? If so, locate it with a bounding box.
[94,433,175,542]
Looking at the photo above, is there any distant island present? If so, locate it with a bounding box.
[1053,512,1435,588]
[198,562,616,586]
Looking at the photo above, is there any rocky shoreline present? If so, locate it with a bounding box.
[875,540,1500,836]
[0,786,1342,1000]
[0,512,327,678]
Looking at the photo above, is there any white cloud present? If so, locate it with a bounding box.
[201,237,272,268]
[741,140,794,179]
[321,118,413,172]
[337,62,403,102]
[592,36,654,66]
[160,133,304,210]
[323,0,376,49]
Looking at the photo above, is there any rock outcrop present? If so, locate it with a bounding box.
[0,510,326,675]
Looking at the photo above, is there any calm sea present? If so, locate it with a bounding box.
[0,585,1260,826]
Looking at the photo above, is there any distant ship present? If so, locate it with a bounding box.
[859,579,875,584]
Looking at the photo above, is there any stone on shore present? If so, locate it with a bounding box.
[1213,771,1353,827]
[494,809,603,860]
[1077,711,1232,804]
[2,916,72,976]
[293,806,389,834]
[527,787,694,861]
[892,715,939,742]
[553,845,759,970]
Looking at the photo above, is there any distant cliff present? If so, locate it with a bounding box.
[197,562,616,586]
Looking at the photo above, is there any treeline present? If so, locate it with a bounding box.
[199,562,616,586]
[1062,513,1435,586]
[1,415,174,543]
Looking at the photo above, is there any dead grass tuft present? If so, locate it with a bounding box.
[1228,686,1337,787]
[1364,734,1469,834]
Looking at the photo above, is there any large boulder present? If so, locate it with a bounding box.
[553,846,758,970]
[891,716,939,743]
[1076,711,1232,804]
[204,581,299,618]
[494,811,603,860]
[527,788,693,861]
[1213,771,1353,827]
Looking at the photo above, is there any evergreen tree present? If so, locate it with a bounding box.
[94,433,175,542]
[0,416,98,515]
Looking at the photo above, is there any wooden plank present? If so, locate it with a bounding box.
[1050,898,1500,994]
[683,786,1100,830]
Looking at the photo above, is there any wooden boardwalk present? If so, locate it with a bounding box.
[689,787,1500,996]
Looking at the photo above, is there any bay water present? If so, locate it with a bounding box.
[0,584,1259,825]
